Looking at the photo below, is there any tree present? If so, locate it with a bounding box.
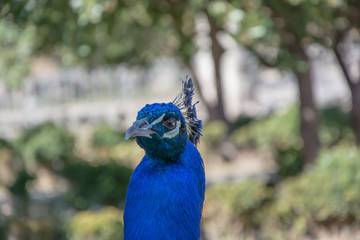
[227,0,321,164]
[147,0,228,122]
[1,0,230,122]
[330,1,360,145]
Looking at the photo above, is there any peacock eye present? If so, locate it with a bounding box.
[163,118,176,130]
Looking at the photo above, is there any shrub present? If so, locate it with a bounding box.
[92,124,124,147]
[232,116,253,129]
[231,106,354,150]
[0,139,20,186]
[320,107,354,146]
[67,207,123,240]
[14,122,75,173]
[203,145,360,239]
[254,145,360,239]
[0,217,6,240]
[202,121,228,149]
[111,140,143,167]
[8,170,34,198]
[230,106,354,179]
[230,106,300,150]
[275,146,303,177]
[0,138,12,149]
[276,145,360,223]
[61,161,132,209]
[205,180,273,218]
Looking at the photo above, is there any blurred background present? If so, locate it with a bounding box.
[0,0,360,239]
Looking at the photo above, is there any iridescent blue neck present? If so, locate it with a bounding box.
[123,141,205,240]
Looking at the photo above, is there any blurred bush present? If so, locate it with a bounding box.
[0,20,36,88]
[205,180,273,219]
[231,106,354,150]
[275,145,360,223]
[320,107,354,146]
[232,116,253,130]
[92,124,124,147]
[0,139,19,186]
[257,145,360,239]
[0,217,6,240]
[275,146,303,177]
[61,161,132,209]
[7,217,55,240]
[230,106,354,178]
[8,170,34,198]
[231,107,300,150]
[91,124,141,166]
[111,140,143,167]
[204,145,360,239]
[202,121,228,149]
[14,122,75,173]
[0,138,12,149]
[67,207,123,240]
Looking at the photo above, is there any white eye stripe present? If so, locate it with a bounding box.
[162,120,181,139]
[148,114,165,127]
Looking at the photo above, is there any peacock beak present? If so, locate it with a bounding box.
[125,118,157,140]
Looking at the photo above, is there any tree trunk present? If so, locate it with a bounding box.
[205,11,228,123]
[334,44,360,146]
[264,1,320,164]
[294,48,320,165]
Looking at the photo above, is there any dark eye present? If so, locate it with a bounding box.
[163,118,176,130]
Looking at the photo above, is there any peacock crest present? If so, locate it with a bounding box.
[173,76,202,146]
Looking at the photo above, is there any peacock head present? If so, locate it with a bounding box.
[125,77,202,161]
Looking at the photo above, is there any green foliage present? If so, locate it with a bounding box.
[206,180,273,217]
[275,146,303,177]
[0,218,6,240]
[0,19,36,88]
[230,107,301,178]
[8,170,34,198]
[276,145,360,223]
[61,161,132,209]
[204,145,360,239]
[0,138,12,149]
[228,0,340,72]
[231,106,354,178]
[232,115,253,129]
[202,121,228,149]
[320,106,354,146]
[231,107,300,150]
[252,145,360,239]
[14,122,75,173]
[92,124,124,147]
[67,207,123,240]
[231,106,354,150]
[1,0,181,86]
[111,140,143,166]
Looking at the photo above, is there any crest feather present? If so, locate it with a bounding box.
[173,76,202,146]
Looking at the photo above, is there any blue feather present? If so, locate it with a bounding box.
[124,141,205,240]
[124,77,205,240]
[173,76,202,146]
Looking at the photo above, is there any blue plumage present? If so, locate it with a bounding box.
[124,77,205,240]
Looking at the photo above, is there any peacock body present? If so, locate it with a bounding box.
[124,78,205,240]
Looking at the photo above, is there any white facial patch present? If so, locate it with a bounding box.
[149,114,165,128]
[162,120,181,139]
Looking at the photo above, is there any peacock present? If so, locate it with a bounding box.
[123,77,205,240]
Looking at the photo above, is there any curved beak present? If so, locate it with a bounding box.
[125,118,157,140]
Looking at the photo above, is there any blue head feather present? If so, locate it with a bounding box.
[173,76,202,146]
[137,103,182,122]
[124,77,205,240]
